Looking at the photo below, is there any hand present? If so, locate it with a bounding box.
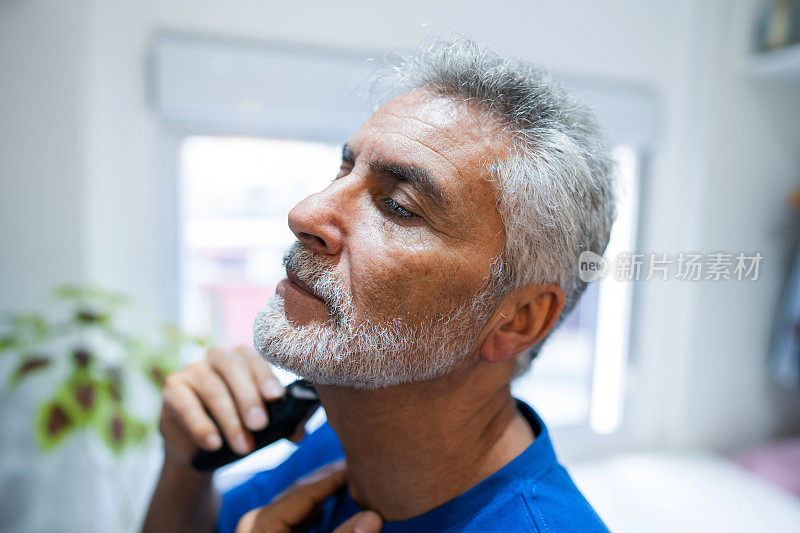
[235,460,383,533]
[159,345,289,466]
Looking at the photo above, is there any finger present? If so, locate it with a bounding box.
[163,378,222,451]
[333,511,383,533]
[187,365,252,455]
[262,460,347,526]
[236,461,347,532]
[239,346,284,401]
[209,347,269,432]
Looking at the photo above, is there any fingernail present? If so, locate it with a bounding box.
[234,434,250,455]
[245,406,268,430]
[262,380,284,400]
[204,434,222,450]
[353,511,382,533]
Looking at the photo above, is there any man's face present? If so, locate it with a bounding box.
[253,90,508,388]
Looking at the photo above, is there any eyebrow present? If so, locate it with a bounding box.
[341,143,450,214]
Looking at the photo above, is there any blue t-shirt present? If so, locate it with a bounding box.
[217,401,608,532]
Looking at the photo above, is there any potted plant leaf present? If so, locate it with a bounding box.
[0,285,207,531]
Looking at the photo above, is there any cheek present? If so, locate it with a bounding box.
[348,228,481,322]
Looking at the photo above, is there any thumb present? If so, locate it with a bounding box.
[333,510,383,533]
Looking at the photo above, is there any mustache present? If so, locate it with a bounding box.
[281,241,349,324]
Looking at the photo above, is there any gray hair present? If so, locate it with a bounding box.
[372,37,616,373]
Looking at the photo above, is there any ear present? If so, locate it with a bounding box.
[479,285,566,363]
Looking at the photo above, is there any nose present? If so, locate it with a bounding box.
[287,190,344,256]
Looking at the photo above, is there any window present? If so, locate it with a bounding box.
[179,136,341,349]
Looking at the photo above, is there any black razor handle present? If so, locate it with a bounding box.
[190,379,320,471]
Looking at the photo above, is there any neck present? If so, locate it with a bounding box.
[315,359,534,521]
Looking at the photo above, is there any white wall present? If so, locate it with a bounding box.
[0,3,98,532]
[0,0,89,313]
[2,0,800,529]
[681,0,800,451]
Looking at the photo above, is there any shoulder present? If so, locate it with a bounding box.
[215,421,344,533]
[444,469,609,533]
[522,463,609,533]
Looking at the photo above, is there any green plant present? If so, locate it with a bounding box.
[0,284,207,454]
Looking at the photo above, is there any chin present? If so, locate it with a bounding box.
[253,293,481,391]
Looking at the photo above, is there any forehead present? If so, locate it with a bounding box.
[352,90,505,175]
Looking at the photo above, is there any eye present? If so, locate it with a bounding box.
[382,197,416,219]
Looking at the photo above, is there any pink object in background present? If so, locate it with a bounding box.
[203,284,275,347]
[734,437,800,498]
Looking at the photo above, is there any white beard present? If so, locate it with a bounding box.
[252,242,499,390]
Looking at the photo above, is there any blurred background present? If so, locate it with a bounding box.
[2,0,800,531]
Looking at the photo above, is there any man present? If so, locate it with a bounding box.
[143,37,615,532]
